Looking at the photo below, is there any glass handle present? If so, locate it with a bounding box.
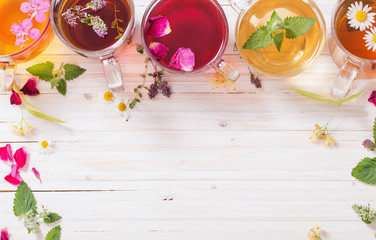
[0,60,16,92]
[228,0,250,13]
[101,57,125,92]
[331,60,359,100]
[214,59,240,82]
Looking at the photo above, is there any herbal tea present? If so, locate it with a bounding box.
[143,0,227,71]
[0,0,50,55]
[56,0,131,51]
[236,0,325,76]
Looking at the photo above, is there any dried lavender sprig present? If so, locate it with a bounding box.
[86,0,107,11]
[363,139,375,150]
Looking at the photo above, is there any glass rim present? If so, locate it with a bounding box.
[140,0,229,75]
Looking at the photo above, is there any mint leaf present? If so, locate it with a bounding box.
[56,79,67,96]
[352,157,376,185]
[63,63,86,80]
[273,32,284,52]
[242,26,272,49]
[13,181,36,216]
[26,61,54,81]
[44,212,62,224]
[284,16,317,39]
[45,226,61,240]
[267,11,283,32]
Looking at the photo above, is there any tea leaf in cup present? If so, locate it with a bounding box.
[273,32,284,52]
[242,26,273,50]
[267,11,284,32]
[284,16,317,39]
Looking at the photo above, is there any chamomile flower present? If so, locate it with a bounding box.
[38,137,54,155]
[115,97,130,122]
[347,1,376,31]
[305,224,322,240]
[364,27,376,52]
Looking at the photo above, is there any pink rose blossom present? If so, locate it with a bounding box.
[32,167,42,183]
[20,77,40,96]
[149,42,169,61]
[10,89,22,105]
[1,228,9,240]
[169,47,195,72]
[11,19,40,48]
[146,16,172,37]
[13,147,29,169]
[0,144,13,163]
[20,0,50,23]
[4,164,22,186]
[368,91,376,107]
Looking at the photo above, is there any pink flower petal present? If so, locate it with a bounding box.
[35,11,46,23]
[368,91,376,107]
[21,18,33,31]
[29,28,41,39]
[1,227,9,240]
[146,16,172,37]
[149,42,169,61]
[38,0,50,12]
[0,144,13,163]
[4,164,22,186]
[15,37,23,47]
[13,147,29,169]
[169,47,195,72]
[20,2,32,13]
[20,77,40,96]
[32,167,42,184]
[10,89,22,105]
[10,23,22,34]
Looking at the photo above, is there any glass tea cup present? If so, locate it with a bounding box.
[329,0,376,99]
[0,0,54,92]
[229,0,326,78]
[141,0,239,81]
[50,0,135,92]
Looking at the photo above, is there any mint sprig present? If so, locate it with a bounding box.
[242,11,317,52]
[26,62,86,96]
[45,226,61,240]
[352,157,376,185]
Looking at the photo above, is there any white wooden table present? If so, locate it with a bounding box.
[1,0,376,239]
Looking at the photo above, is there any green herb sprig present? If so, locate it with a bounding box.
[26,61,86,96]
[243,11,317,52]
[111,5,125,40]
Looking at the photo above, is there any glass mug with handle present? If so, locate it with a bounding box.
[229,0,326,78]
[0,0,54,91]
[329,0,376,99]
[141,0,239,81]
[50,0,135,92]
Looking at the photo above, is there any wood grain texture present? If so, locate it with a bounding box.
[1,0,376,239]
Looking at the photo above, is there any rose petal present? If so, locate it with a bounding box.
[32,167,42,184]
[169,47,195,72]
[21,18,33,30]
[368,91,376,107]
[149,42,169,61]
[20,2,32,13]
[29,28,41,39]
[10,89,22,105]
[35,11,46,23]
[146,16,172,37]
[20,77,40,96]
[38,0,50,12]
[0,144,13,163]
[11,23,22,34]
[13,147,29,169]
[4,165,22,186]
[15,37,23,46]
[1,227,9,240]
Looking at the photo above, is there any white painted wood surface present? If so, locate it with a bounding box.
[1,0,376,239]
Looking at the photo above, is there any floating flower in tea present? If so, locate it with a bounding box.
[20,0,50,23]
[364,27,376,52]
[169,47,195,72]
[146,16,172,37]
[347,1,375,31]
[10,19,41,47]
[148,42,169,61]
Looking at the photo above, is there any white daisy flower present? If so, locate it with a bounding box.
[115,97,131,122]
[347,1,376,31]
[364,27,376,52]
[39,137,54,155]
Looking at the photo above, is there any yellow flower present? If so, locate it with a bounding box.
[309,131,319,143]
[12,122,34,136]
[118,102,126,112]
[104,91,113,101]
[325,137,335,147]
[306,225,322,240]
[39,137,54,155]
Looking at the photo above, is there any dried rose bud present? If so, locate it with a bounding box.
[1,227,9,240]
[149,42,169,61]
[20,77,40,96]
[169,47,195,72]
[368,90,376,107]
[10,89,22,105]
[146,16,172,37]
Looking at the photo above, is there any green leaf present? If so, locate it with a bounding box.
[136,45,144,54]
[273,32,284,52]
[115,35,122,40]
[284,16,317,39]
[242,26,273,50]
[352,157,376,185]
[63,63,86,80]
[129,99,137,109]
[118,19,123,22]
[118,27,124,33]
[341,90,363,103]
[26,61,54,81]
[45,226,61,240]
[56,79,67,96]
[290,88,342,104]
[44,212,62,224]
[267,11,284,32]
[111,20,117,28]
[13,181,36,216]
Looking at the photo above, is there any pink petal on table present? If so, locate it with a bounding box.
[0,144,13,163]
[35,11,46,23]
[1,228,9,240]
[169,47,195,72]
[10,89,22,105]
[368,91,376,107]
[29,28,41,39]
[149,42,169,61]
[13,147,29,169]
[20,2,32,13]
[146,16,172,37]
[21,18,33,31]
[4,164,22,186]
[20,77,40,96]
[10,23,22,34]
[32,167,42,184]
[38,0,50,12]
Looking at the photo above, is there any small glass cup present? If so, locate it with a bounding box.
[141,0,239,81]
[50,0,135,92]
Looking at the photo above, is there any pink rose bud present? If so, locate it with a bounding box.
[1,228,9,240]
[10,89,22,105]
[149,42,169,61]
[146,16,172,37]
[20,77,40,96]
[368,90,376,107]
[169,47,195,72]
